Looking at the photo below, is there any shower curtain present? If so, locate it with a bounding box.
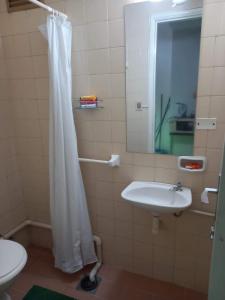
[40,15,97,273]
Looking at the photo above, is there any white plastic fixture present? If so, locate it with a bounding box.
[178,156,207,172]
[196,118,217,130]
[28,0,67,18]
[121,181,192,215]
[0,240,27,300]
[78,154,120,167]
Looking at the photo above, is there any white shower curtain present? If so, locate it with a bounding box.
[40,15,97,273]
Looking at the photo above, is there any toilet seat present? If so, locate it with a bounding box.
[0,240,27,285]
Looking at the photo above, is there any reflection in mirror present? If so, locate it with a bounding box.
[125,1,202,156]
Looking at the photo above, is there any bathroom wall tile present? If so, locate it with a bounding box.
[0,0,7,12]
[87,49,110,74]
[97,215,115,236]
[88,74,111,99]
[33,55,49,78]
[201,2,224,36]
[134,223,152,245]
[174,268,195,289]
[219,2,225,35]
[72,75,89,99]
[111,121,126,143]
[26,9,47,33]
[214,36,225,66]
[155,155,177,169]
[11,11,31,35]
[97,196,115,218]
[3,34,31,58]
[0,13,13,36]
[65,0,85,26]
[10,79,37,100]
[72,25,87,51]
[110,73,125,97]
[0,80,9,99]
[96,180,113,200]
[37,100,49,119]
[112,164,133,182]
[108,0,126,20]
[35,78,49,99]
[195,262,210,293]
[155,168,178,184]
[199,37,216,67]
[133,153,155,167]
[0,37,4,59]
[194,130,208,148]
[206,148,223,172]
[110,98,126,121]
[212,67,225,95]
[0,59,7,79]
[29,32,48,56]
[110,47,125,73]
[210,96,225,122]
[87,21,109,50]
[133,207,152,226]
[197,68,213,96]
[153,246,175,268]
[16,138,43,156]
[7,57,34,79]
[133,166,154,182]
[115,200,133,222]
[196,96,210,117]
[15,120,41,138]
[72,51,88,76]
[109,19,124,47]
[175,252,196,272]
[115,219,133,239]
[207,123,225,149]
[85,0,108,23]
[13,100,38,119]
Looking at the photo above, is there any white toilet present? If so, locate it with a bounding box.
[0,240,27,300]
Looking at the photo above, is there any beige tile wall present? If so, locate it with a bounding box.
[0,0,224,293]
[0,1,26,235]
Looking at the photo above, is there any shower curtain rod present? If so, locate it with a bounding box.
[28,0,68,18]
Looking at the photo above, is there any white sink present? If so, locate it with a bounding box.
[121,181,192,215]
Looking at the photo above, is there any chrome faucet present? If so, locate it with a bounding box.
[170,182,183,192]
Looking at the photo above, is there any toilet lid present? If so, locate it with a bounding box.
[0,240,26,278]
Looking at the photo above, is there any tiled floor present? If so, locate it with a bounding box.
[9,245,207,300]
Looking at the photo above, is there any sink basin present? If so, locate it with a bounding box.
[121,181,192,215]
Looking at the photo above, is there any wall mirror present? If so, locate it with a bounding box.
[125,0,203,156]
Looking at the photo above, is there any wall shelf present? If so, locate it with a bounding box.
[75,106,104,110]
[178,156,207,173]
[74,99,104,110]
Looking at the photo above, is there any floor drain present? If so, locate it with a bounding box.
[77,275,101,294]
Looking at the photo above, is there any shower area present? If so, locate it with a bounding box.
[155,17,201,155]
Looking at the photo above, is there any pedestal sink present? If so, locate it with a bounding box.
[121,181,192,234]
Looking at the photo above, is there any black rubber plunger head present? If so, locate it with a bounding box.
[80,275,98,291]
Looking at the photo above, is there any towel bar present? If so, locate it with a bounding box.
[78,154,120,167]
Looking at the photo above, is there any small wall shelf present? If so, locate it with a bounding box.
[75,106,104,110]
[74,99,104,110]
[178,156,207,173]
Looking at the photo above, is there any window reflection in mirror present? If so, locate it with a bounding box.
[125,1,203,156]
